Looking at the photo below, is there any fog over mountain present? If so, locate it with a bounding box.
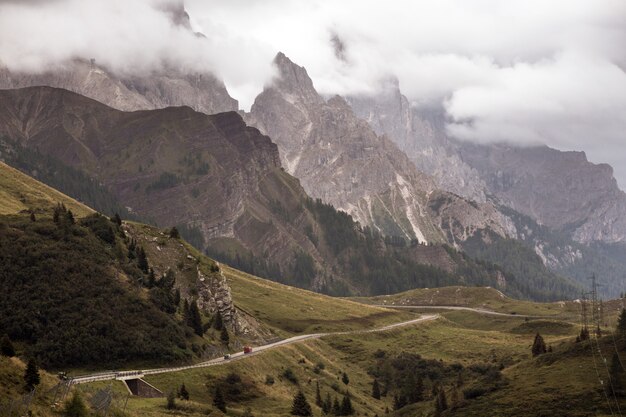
[0,0,625,185]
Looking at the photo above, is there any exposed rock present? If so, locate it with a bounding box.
[347,79,487,203]
[246,53,507,244]
[0,60,238,115]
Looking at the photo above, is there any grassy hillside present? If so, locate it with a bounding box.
[0,161,92,217]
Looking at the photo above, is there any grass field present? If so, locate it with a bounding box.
[222,265,415,335]
[0,161,92,217]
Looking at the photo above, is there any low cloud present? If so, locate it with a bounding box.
[1,0,625,183]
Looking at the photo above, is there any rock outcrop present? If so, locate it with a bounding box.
[246,53,508,245]
[348,79,487,204]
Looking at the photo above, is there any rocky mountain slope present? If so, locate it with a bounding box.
[348,78,487,204]
[0,86,577,300]
[348,80,626,246]
[0,1,238,115]
[245,53,511,245]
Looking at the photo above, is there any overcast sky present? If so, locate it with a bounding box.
[1,0,625,186]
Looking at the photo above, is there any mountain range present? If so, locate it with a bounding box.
[1,18,625,298]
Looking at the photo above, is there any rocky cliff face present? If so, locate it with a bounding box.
[458,143,626,244]
[0,3,237,115]
[348,80,626,246]
[347,80,487,204]
[0,60,238,115]
[246,53,508,244]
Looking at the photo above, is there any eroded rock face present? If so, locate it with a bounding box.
[347,80,626,245]
[458,143,626,244]
[246,53,511,245]
[347,80,487,204]
[0,61,238,115]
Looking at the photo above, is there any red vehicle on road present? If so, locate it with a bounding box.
[243,346,253,354]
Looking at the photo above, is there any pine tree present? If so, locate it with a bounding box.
[30,212,36,222]
[166,390,176,409]
[340,394,354,415]
[147,268,156,288]
[220,326,230,344]
[183,299,191,326]
[64,392,88,417]
[322,392,332,414]
[315,381,323,407]
[291,390,313,416]
[169,227,180,239]
[532,333,547,357]
[178,383,189,400]
[24,359,40,391]
[214,311,224,331]
[213,386,226,412]
[450,384,461,409]
[435,388,448,414]
[609,353,625,397]
[112,213,122,226]
[372,379,381,400]
[331,397,341,416]
[137,247,149,273]
[0,334,15,357]
[189,300,203,336]
[342,372,349,385]
[66,210,75,225]
[580,327,590,341]
[617,309,626,338]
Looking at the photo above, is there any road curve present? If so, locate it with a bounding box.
[373,304,542,318]
[69,314,439,385]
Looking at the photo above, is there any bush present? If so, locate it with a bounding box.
[282,368,298,384]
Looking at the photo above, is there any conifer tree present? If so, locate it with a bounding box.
[64,392,88,417]
[0,334,15,357]
[435,388,448,414]
[147,268,156,288]
[315,381,323,407]
[137,247,149,273]
[322,392,332,414]
[342,372,349,385]
[372,379,381,400]
[214,311,224,331]
[291,390,313,416]
[213,386,226,412]
[532,333,547,357]
[112,213,122,226]
[341,393,354,415]
[178,383,189,400]
[332,397,341,416]
[609,353,625,397]
[189,300,203,336]
[220,326,230,344]
[617,309,626,338]
[166,390,176,409]
[24,359,40,391]
[30,212,36,222]
[169,226,180,239]
[66,210,75,225]
[182,299,190,324]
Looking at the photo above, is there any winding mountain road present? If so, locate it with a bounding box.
[68,314,439,385]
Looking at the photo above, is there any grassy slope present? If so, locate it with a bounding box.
[223,264,414,335]
[0,161,92,217]
[355,285,582,317]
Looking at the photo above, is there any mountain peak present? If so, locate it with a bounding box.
[271,52,322,104]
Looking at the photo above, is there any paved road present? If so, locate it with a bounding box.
[69,314,439,385]
[373,304,542,318]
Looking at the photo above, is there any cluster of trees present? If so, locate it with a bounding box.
[369,351,505,412]
[463,230,581,302]
[1,138,137,219]
[0,212,190,368]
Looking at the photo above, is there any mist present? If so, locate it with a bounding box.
[1,0,625,185]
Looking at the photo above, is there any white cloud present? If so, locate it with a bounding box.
[1,0,625,183]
